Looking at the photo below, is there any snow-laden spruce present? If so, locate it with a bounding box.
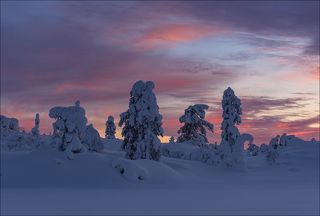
[49,101,103,159]
[105,115,116,139]
[31,113,40,137]
[219,87,245,168]
[177,104,213,146]
[119,80,163,161]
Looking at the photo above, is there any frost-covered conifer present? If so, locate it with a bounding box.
[169,136,175,144]
[219,87,244,167]
[105,115,116,139]
[177,104,213,146]
[119,80,163,161]
[49,101,88,159]
[31,113,40,136]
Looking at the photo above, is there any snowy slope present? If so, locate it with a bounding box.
[1,137,319,215]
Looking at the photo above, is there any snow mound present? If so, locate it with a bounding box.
[277,140,319,170]
[111,157,182,184]
[112,158,148,182]
[161,142,221,165]
[102,138,123,152]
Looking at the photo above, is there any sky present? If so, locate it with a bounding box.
[1,1,319,144]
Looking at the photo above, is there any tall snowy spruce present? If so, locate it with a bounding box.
[119,80,163,161]
[177,104,213,146]
[31,113,40,137]
[219,87,244,168]
[105,115,116,139]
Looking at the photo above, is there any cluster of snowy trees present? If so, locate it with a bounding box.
[2,80,311,167]
[0,114,44,151]
[0,115,19,136]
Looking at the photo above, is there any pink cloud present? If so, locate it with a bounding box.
[135,23,225,50]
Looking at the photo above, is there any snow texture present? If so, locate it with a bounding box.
[1,137,318,215]
[119,80,163,161]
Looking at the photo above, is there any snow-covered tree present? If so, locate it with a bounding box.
[49,101,88,159]
[266,135,280,164]
[0,115,19,137]
[119,80,163,161]
[219,87,244,168]
[83,124,104,152]
[247,143,259,156]
[269,135,280,150]
[105,115,116,139]
[31,113,40,137]
[259,143,269,153]
[177,104,213,146]
[169,136,175,144]
[279,133,288,147]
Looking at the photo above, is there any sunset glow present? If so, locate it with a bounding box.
[1,1,319,144]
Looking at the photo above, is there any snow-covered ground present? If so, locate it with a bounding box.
[1,137,319,215]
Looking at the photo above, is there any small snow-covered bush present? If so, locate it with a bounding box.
[112,158,148,182]
[259,144,269,153]
[177,104,213,146]
[83,124,104,152]
[247,143,259,156]
[169,136,175,145]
